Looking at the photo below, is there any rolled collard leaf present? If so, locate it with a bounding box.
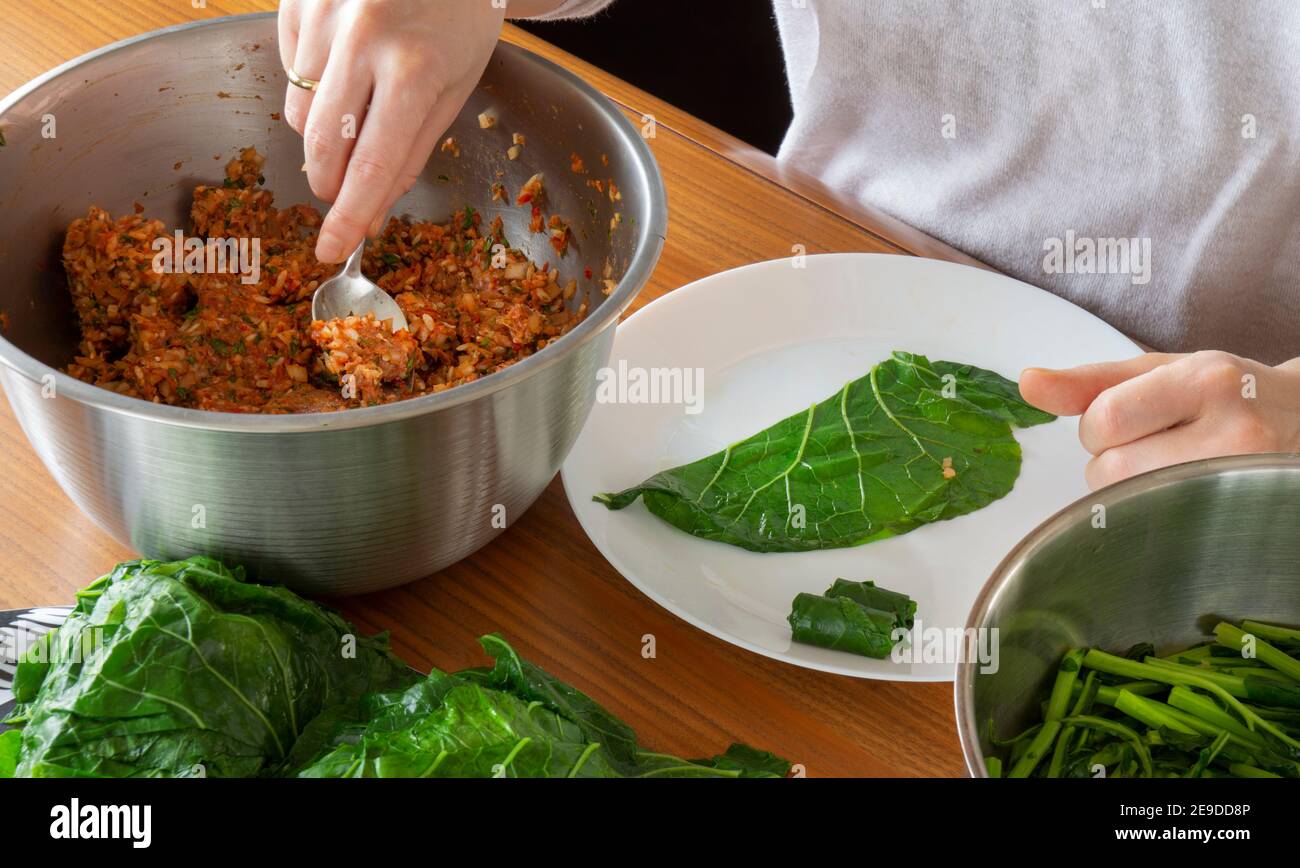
[826,578,916,629]
[787,593,901,659]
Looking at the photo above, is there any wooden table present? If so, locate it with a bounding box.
[0,1,976,777]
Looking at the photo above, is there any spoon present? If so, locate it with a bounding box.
[311,240,408,332]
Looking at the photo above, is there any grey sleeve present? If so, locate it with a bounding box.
[516,0,617,21]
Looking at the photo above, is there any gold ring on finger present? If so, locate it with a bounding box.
[286,67,320,92]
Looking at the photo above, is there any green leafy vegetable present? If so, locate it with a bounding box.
[293,633,789,778]
[1240,620,1300,650]
[5,557,414,777]
[1008,648,1084,777]
[3,557,789,779]
[991,618,1300,779]
[1215,622,1300,683]
[787,578,915,659]
[0,729,19,777]
[457,633,639,764]
[294,672,633,778]
[689,743,794,777]
[824,578,916,628]
[595,352,1054,552]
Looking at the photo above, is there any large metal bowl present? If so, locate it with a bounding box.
[955,453,1300,776]
[0,14,666,594]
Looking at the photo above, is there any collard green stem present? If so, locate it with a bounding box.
[1229,762,1282,778]
[1186,732,1231,778]
[1146,655,1300,709]
[1240,620,1300,649]
[1113,689,1199,736]
[1048,670,1098,777]
[1058,714,1153,778]
[1008,648,1084,778]
[1084,649,1300,755]
[1167,687,1263,745]
[1216,622,1300,683]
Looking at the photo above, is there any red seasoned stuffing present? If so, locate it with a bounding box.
[548,215,571,256]
[516,172,544,206]
[310,314,420,405]
[60,148,586,413]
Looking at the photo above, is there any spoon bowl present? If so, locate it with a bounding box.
[310,241,409,331]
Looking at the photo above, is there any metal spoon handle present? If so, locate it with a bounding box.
[342,241,366,278]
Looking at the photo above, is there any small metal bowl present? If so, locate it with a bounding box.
[0,13,666,594]
[955,453,1300,776]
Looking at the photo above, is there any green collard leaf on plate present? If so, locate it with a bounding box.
[596,352,1055,552]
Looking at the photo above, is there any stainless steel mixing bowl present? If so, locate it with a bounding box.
[955,453,1300,776]
[0,14,666,593]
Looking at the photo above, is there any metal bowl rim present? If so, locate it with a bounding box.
[0,11,667,433]
[953,451,1300,777]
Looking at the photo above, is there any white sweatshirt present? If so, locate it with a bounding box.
[530,1,1300,363]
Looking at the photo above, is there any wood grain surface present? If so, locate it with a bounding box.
[0,1,968,776]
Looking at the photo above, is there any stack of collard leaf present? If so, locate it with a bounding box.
[0,557,787,778]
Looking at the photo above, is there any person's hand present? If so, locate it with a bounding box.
[1020,351,1300,490]
[278,0,505,263]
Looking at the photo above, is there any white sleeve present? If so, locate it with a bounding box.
[515,0,617,21]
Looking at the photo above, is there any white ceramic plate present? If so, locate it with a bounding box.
[562,254,1140,681]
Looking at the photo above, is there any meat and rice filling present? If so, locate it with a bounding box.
[60,147,586,413]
